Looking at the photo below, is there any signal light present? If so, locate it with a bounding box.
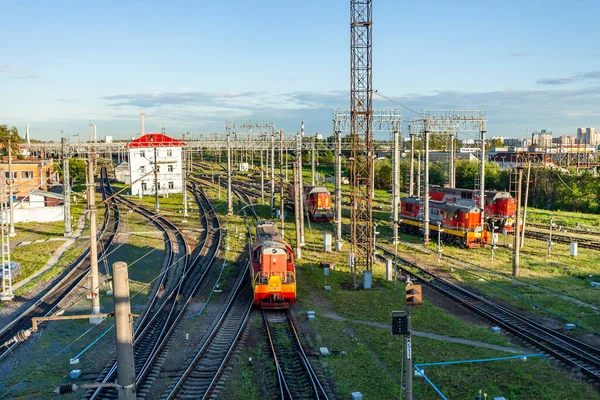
[405,284,422,306]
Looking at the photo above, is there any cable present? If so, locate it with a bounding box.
[374,91,424,117]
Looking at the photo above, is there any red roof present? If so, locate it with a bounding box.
[125,133,186,148]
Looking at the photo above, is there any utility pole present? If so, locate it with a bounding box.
[182,145,188,223]
[271,130,275,214]
[548,216,554,257]
[520,161,531,248]
[280,129,285,237]
[311,133,316,185]
[416,150,421,197]
[293,162,301,260]
[423,123,431,244]
[297,131,305,246]
[449,131,455,188]
[436,222,443,266]
[112,261,136,400]
[335,126,343,251]
[513,168,523,277]
[8,137,15,237]
[392,127,400,244]
[260,150,265,205]
[153,147,159,212]
[227,128,232,215]
[409,129,415,197]
[87,125,102,322]
[479,124,486,229]
[62,138,72,237]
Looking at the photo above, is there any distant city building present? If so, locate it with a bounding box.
[105,136,113,144]
[577,127,599,146]
[126,133,186,196]
[553,135,578,146]
[504,138,529,147]
[532,129,553,148]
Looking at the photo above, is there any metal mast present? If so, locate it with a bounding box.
[350,0,374,287]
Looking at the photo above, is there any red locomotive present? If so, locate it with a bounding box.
[251,221,296,309]
[286,184,334,222]
[429,186,517,233]
[399,196,489,248]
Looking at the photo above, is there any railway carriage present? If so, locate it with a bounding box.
[251,221,296,309]
[399,196,489,248]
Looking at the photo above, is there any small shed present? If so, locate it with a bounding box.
[115,161,131,184]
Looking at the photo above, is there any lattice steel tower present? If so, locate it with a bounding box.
[350,0,374,287]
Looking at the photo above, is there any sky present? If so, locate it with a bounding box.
[1,0,600,141]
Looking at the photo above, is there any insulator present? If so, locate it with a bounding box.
[14,330,31,343]
[55,384,76,394]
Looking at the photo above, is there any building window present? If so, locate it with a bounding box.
[157,182,161,190]
[140,150,145,158]
[168,181,174,189]
[167,149,172,157]
[21,171,33,180]
[4,172,17,179]
[141,182,147,191]
[168,165,173,173]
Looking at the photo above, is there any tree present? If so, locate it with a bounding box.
[374,158,392,191]
[54,159,86,183]
[0,125,23,155]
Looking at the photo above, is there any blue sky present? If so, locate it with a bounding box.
[1,0,600,141]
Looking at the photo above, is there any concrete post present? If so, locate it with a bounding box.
[88,148,102,321]
[271,131,275,213]
[335,128,343,251]
[297,133,305,245]
[280,130,285,236]
[449,132,455,188]
[409,131,415,197]
[479,126,486,228]
[260,150,265,205]
[62,138,72,237]
[112,261,136,400]
[513,168,523,277]
[520,161,531,248]
[293,162,301,260]
[311,133,316,185]
[227,129,232,215]
[423,124,430,244]
[392,128,400,245]
[182,147,188,223]
[153,147,159,212]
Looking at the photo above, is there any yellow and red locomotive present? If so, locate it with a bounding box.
[399,196,489,248]
[251,221,296,309]
[286,185,334,222]
[429,186,517,232]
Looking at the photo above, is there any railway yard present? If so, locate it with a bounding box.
[0,157,597,400]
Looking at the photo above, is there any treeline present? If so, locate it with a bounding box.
[372,159,600,214]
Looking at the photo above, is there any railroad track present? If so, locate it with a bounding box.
[161,181,254,399]
[263,310,329,400]
[86,168,193,400]
[374,244,600,382]
[0,169,120,360]
[523,229,600,250]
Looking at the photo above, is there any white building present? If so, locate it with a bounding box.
[126,133,186,196]
[531,129,553,148]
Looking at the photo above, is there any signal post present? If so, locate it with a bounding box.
[392,278,422,400]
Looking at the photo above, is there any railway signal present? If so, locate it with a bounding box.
[405,283,422,306]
